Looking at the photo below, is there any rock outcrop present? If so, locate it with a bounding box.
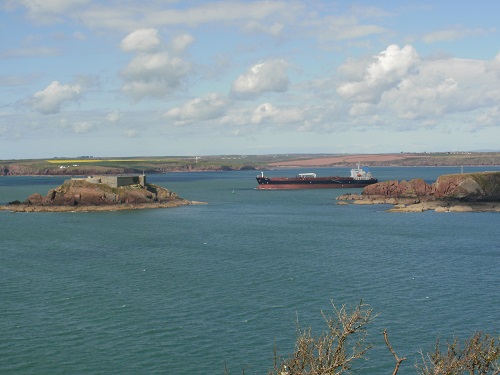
[1,179,195,212]
[337,171,500,212]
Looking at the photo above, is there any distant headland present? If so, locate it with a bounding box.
[1,152,500,176]
[337,171,500,212]
[0,174,199,212]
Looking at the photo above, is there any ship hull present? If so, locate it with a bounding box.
[256,177,378,190]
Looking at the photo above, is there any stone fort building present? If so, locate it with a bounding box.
[73,174,146,188]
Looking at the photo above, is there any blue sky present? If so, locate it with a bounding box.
[1,0,499,159]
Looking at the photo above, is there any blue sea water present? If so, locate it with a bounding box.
[1,166,499,374]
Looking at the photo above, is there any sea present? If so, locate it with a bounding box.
[1,166,499,375]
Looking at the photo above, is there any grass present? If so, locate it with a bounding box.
[2,153,500,175]
[45,158,181,164]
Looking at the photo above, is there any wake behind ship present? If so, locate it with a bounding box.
[256,164,378,190]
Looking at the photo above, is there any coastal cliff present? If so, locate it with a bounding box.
[1,179,194,212]
[337,171,500,212]
[1,163,252,176]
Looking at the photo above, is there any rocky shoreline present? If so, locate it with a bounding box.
[337,171,500,212]
[0,201,200,213]
[0,178,201,213]
[336,194,500,212]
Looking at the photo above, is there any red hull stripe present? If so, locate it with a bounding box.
[256,184,370,189]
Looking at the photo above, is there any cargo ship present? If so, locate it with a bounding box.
[256,163,378,190]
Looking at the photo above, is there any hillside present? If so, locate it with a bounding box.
[2,152,500,176]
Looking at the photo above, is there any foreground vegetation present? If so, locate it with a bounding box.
[248,301,499,375]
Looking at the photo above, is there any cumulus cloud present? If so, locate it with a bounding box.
[231,58,289,99]
[487,52,500,77]
[121,52,191,99]
[165,93,230,126]
[31,81,82,114]
[121,28,161,52]
[474,105,500,129]
[337,44,419,103]
[251,103,279,124]
[379,58,494,121]
[73,122,95,134]
[120,29,193,100]
[336,44,500,130]
[124,129,139,138]
[251,102,303,125]
[106,110,121,122]
[170,34,195,54]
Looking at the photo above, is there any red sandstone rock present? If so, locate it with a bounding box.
[362,178,433,198]
[337,171,500,212]
[361,172,500,202]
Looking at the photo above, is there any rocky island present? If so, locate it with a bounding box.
[0,175,196,212]
[337,171,500,212]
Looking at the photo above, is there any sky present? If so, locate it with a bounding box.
[1,0,500,159]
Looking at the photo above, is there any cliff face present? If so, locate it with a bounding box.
[337,172,500,212]
[1,163,252,176]
[3,179,191,211]
[362,178,433,198]
[362,172,500,201]
[433,172,500,200]
[1,164,127,176]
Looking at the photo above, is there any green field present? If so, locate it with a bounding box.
[1,153,500,176]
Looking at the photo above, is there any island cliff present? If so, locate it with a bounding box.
[1,179,195,212]
[337,171,500,212]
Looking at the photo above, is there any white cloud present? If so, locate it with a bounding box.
[242,21,284,37]
[488,52,500,76]
[423,27,495,43]
[106,110,121,123]
[124,129,139,138]
[146,1,292,27]
[305,13,387,44]
[73,122,94,134]
[231,58,289,99]
[120,29,193,100]
[61,1,296,34]
[121,51,192,100]
[380,58,498,121]
[121,28,161,52]
[336,24,387,40]
[4,0,90,24]
[31,81,82,114]
[335,44,500,131]
[348,102,376,116]
[337,44,419,103]
[474,106,500,129]
[251,103,303,125]
[251,103,278,124]
[170,34,195,54]
[165,93,230,126]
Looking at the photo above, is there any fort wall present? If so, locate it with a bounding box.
[73,174,146,188]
